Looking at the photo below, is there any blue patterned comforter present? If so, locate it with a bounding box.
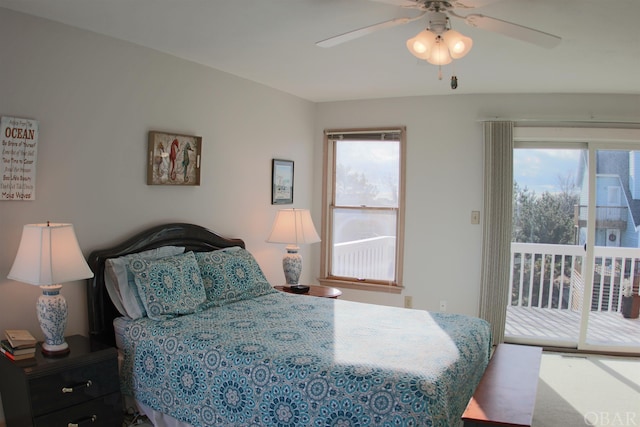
[119,291,491,427]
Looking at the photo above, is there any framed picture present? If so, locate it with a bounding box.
[147,131,202,185]
[272,159,294,204]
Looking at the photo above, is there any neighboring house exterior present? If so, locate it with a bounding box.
[576,150,640,249]
[570,151,640,311]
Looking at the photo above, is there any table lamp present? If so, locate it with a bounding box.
[8,222,94,356]
[267,209,320,292]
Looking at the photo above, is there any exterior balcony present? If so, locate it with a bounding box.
[506,242,640,348]
[574,204,627,230]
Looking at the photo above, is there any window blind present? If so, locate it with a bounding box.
[325,129,402,141]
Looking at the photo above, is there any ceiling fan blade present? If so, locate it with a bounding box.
[369,0,499,9]
[449,0,500,9]
[465,14,561,48]
[369,0,421,7]
[316,15,423,48]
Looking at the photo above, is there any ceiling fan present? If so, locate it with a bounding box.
[316,0,561,50]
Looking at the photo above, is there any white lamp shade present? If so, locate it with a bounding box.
[267,209,320,246]
[8,223,94,285]
[442,29,473,59]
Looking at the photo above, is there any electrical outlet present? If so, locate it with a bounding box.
[471,211,480,224]
[404,296,413,308]
[439,300,447,312]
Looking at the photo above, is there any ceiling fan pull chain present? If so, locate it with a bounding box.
[438,64,443,80]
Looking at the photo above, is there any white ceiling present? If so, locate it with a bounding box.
[1,0,639,102]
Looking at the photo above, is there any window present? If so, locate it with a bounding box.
[606,186,621,205]
[320,128,405,292]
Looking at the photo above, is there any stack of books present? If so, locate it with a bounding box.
[1,329,37,361]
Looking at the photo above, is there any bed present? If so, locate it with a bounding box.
[87,223,492,427]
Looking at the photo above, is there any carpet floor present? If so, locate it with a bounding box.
[534,352,640,427]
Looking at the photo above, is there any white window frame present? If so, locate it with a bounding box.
[319,127,406,293]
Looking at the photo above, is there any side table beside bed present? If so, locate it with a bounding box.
[274,284,342,298]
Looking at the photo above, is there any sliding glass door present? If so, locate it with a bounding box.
[507,146,586,347]
[582,148,640,351]
[507,128,640,354]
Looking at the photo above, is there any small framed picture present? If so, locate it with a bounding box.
[147,131,202,185]
[272,159,294,204]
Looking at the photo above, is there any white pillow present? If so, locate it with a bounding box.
[104,270,128,317]
[104,246,185,319]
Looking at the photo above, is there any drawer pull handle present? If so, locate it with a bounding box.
[61,379,93,393]
[67,414,97,427]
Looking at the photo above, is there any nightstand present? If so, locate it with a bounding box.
[275,284,342,299]
[0,334,123,427]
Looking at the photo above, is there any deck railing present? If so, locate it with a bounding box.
[332,236,395,281]
[509,242,640,313]
[573,205,628,228]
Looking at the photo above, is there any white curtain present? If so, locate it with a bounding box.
[480,121,513,344]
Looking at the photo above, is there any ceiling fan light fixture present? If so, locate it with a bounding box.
[425,37,452,65]
[406,26,471,65]
[406,29,437,60]
[442,29,473,58]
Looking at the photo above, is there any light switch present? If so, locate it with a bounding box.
[471,211,480,224]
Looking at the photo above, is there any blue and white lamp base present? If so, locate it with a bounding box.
[283,246,303,286]
[37,284,70,356]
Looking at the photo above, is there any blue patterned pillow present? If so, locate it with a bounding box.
[105,246,185,319]
[129,251,206,320]
[195,247,274,307]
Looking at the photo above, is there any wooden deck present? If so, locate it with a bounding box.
[505,306,640,347]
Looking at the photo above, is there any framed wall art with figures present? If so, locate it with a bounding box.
[147,131,201,186]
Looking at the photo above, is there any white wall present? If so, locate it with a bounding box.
[0,9,316,423]
[313,94,640,314]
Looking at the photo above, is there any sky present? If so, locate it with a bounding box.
[514,148,583,194]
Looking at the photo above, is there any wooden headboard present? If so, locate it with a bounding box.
[86,223,245,346]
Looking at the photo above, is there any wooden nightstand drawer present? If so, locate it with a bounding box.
[0,335,123,427]
[29,357,119,416]
[34,391,122,427]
